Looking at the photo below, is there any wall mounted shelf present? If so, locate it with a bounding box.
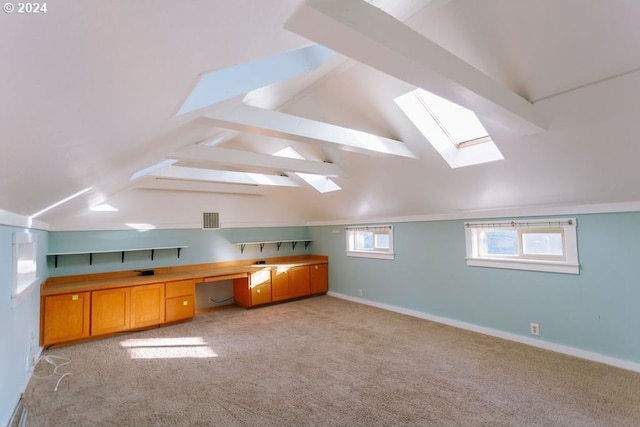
[47,246,188,268]
[235,240,312,254]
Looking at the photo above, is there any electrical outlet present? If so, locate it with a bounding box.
[530,322,540,336]
[357,289,363,297]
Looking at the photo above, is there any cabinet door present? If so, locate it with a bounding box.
[91,288,131,336]
[272,267,292,302]
[250,268,272,306]
[43,292,91,346]
[310,264,328,294]
[291,266,310,298]
[131,283,165,328]
[166,295,194,322]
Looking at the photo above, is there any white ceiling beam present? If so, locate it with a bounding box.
[202,104,417,158]
[134,176,266,195]
[168,145,346,177]
[285,0,545,134]
[149,165,300,187]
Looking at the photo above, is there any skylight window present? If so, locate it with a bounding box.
[272,147,341,193]
[394,89,504,168]
[414,89,491,148]
[178,45,335,115]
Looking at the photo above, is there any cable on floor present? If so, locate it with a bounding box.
[32,354,72,392]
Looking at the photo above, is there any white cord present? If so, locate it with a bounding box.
[32,354,72,392]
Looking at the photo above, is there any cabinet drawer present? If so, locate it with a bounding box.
[165,279,195,298]
[251,281,272,306]
[166,295,195,322]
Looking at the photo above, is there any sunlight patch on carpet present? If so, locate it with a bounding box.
[120,337,218,359]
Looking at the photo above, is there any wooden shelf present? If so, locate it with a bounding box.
[47,246,188,268]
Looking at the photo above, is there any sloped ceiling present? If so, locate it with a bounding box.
[2,0,640,230]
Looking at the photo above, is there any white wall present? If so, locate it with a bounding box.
[0,217,47,427]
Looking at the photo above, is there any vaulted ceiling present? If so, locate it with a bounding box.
[3,0,640,230]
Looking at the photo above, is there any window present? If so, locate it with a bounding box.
[12,231,40,306]
[346,225,394,260]
[464,218,579,274]
[394,88,504,168]
[272,147,341,193]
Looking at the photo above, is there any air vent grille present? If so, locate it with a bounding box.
[202,212,220,230]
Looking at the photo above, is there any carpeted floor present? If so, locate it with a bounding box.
[22,296,640,426]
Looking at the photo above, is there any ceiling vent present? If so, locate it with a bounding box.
[202,212,220,230]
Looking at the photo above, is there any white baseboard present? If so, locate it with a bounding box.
[327,291,640,374]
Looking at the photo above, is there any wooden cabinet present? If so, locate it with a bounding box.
[272,265,310,302]
[234,269,272,308]
[91,288,131,336]
[41,257,328,346]
[165,279,195,322]
[131,283,165,328]
[250,268,272,306]
[310,263,328,294]
[42,292,90,346]
[291,266,310,298]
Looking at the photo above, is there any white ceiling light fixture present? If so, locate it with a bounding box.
[273,147,341,193]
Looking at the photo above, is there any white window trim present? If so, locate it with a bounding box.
[12,231,40,307]
[345,225,395,260]
[464,218,579,274]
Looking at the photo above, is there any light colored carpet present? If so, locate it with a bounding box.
[22,296,640,426]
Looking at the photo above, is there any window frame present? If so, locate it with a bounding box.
[345,225,395,260]
[12,231,40,307]
[464,218,579,274]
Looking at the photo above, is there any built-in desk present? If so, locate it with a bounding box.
[40,255,328,347]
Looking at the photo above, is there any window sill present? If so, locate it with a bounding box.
[346,251,395,260]
[12,276,40,308]
[466,258,579,274]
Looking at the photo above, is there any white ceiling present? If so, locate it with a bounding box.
[3,0,640,230]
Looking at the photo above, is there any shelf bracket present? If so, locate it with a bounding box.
[292,241,298,250]
[277,242,282,251]
[54,254,59,268]
[151,249,155,261]
[305,241,311,249]
[259,243,265,253]
[121,251,125,263]
[177,247,182,258]
[90,253,93,265]
[240,244,246,254]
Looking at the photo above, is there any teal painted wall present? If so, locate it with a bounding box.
[48,226,312,277]
[5,212,640,426]
[310,212,640,365]
[0,225,47,427]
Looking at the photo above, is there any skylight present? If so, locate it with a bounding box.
[394,89,504,168]
[178,45,335,115]
[414,89,491,148]
[272,147,341,193]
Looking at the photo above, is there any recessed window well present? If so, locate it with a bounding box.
[394,88,504,168]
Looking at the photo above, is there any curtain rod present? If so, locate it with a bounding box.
[465,219,573,229]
